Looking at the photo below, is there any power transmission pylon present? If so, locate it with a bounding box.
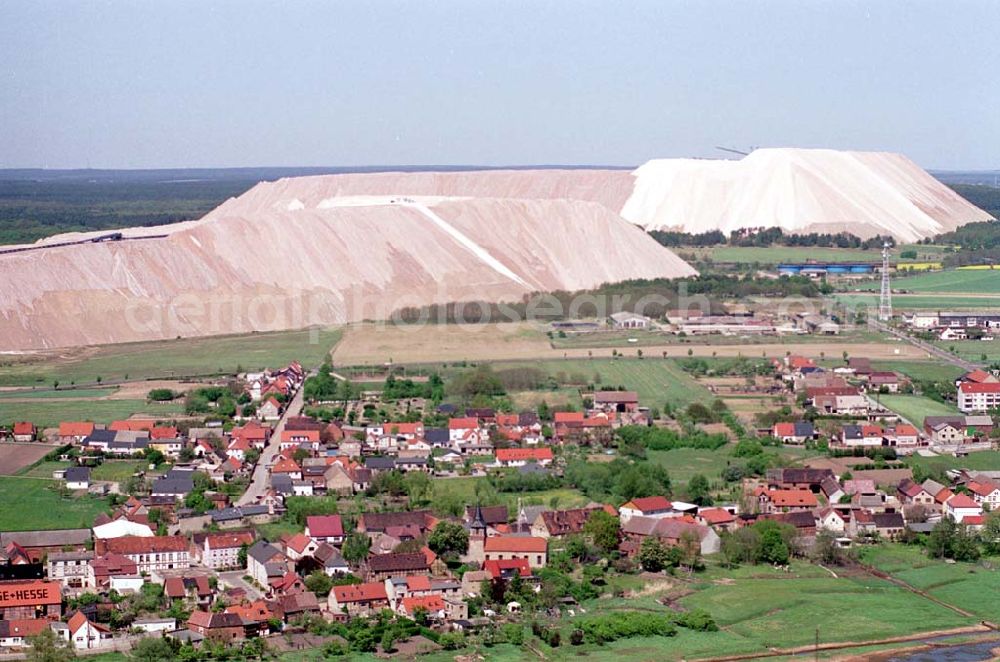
[878,243,893,321]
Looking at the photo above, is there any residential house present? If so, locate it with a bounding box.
[944,494,983,523]
[64,467,91,490]
[618,496,674,523]
[328,582,389,617]
[58,422,95,445]
[592,391,639,413]
[306,515,345,545]
[766,468,834,492]
[87,554,138,590]
[65,611,112,650]
[897,479,937,506]
[756,488,818,514]
[200,531,255,570]
[772,421,815,444]
[358,511,436,537]
[483,536,547,568]
[0,619,49,648]
[11,422,36,443]
[246,541,287,588]
[47,551,94,588]
[98,536,190,573]
[868,372,900,393]
[967,478,1000,508]
[187,610,244,642]
[258,397,281,421]
[367,553,431,581]
[958,382,1000,413]
[495,447,553,468]
[531,506,614,538]
[619,516,721,556]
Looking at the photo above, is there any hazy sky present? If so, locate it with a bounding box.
[2,1,998,170]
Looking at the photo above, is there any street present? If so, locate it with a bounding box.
[236,382,305,507]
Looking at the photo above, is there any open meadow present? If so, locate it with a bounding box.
[690,244,946,265]
[0,326,342,387]
[935,339,1000,363]
[0,398,184,428]
[855,268,1000,294]
[835,293,1000,310]
[0,476,110,530]
[877,394,959,427]
[870,360,964,383]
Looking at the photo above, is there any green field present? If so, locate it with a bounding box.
[701,245,941,264]
[871,360,964,383]
[856,268,1000,294]
[907,450,1000,477]
[835,293,1000,310]
[862,545,1000,621]
[91,461,146,483]
[499,358,712,408]
[878,394,959,426]
[649,444,816,489]
[16,460,72,479]
[0,477,111,530]
[0,326,342,387]
[936,339,1000,363]
[0,399,183,428]
[0,388,116,400]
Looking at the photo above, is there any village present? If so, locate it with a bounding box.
[0,341,999,659]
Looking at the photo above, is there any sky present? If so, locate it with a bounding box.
[1,1,998,170]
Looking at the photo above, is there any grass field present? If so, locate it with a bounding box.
[698,244,945,265]
[856,268,1000,294]
[0,477,110,530]
[0,327,342,387]
[16,460,72,479]
[91,461,145,483]
[0,388,116,400]
[502,358,712,407]
[649,444,816,488]
[935,339,1000,363]
[835,293,1000,310]
[0,399,184,428]
[907,450,1000,477]
[862,545,1000,621]
[877,394,959,427]
[871,360,964,383]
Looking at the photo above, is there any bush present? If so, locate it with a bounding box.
[147,388,176,401]
[577,612,677,644]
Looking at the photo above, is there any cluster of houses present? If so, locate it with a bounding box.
[242,362,305,421]
[903,311,1000,341]
[769,356,999,452]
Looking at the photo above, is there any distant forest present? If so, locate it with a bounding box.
[0,168,995,246]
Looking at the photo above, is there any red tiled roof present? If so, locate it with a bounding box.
[773,422,795,437]
[484,536,547,553]
[947,494,980,509]
[623,496,672,513]
[448,417,479,430]
[554,412,584,423]
[11,422,35,435]
[963,369,994,384]
[332,582,387,603]
[281,429,320,442]
[0,619,49,638]
[205,531,254,550]
[306,515,344,538]
[401,595,445,613]
[103,535,188,555]
[59,421,95,437]
[698,508,735,525]
[110,419,155,432]
[766,489,818,507]
[495,448,553,462]
[405,575,431,591]
[959,382,1000,394]
[150,426,179,439]
[483,558,531,578]
[271,458,301,474]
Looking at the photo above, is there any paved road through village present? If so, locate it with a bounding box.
[236,382,305,507]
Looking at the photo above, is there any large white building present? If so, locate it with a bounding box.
[958,382,1000,413]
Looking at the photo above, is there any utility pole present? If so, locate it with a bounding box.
[878,243,893,322]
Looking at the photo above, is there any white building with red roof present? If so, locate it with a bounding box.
[618,496,675,523]
[958,382,1000,413]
